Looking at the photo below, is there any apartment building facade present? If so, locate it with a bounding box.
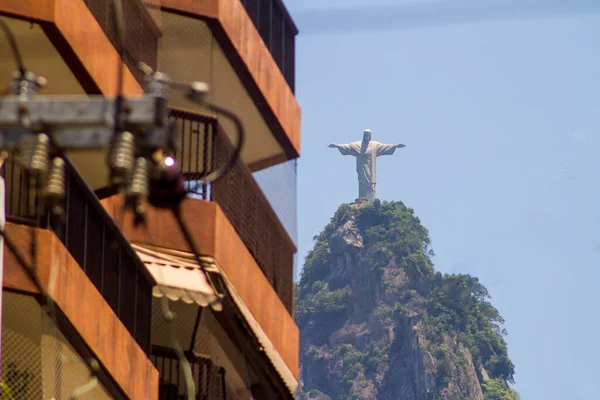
[0,0,300,398]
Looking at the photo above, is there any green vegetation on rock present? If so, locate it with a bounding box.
[297,200,518,400]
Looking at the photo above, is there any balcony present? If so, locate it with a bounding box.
[2,155,154,355]
[240,0,298,92]
[156,1,301,168]
[170,108,296,312]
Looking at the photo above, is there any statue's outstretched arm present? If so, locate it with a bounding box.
[396,144,406,148]
[330,143,359,156]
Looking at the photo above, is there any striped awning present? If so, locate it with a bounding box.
[132,244,222,311]
[132,243,299,394]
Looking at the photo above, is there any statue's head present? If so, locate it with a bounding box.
[363,129,372,142]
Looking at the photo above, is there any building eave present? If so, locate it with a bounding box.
[1,0,143,96]
[160,0,302,165]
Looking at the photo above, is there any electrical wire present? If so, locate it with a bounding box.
[0,17,25,74]
[30,178,40,273]
[171,205,225,301]
[46,237,80,366]
[166,101,243,302]
[112,0,126,99]
[0,19,98,397]
[198,102,245,185]
[110,2,199,397]
[140,74,246,186]
[111,0,144,231]
[160,297,196,400]
[133,193,228,399]
[139,98,243,397]
[68,358,100,400]
[40,103,109,400]
[69,376,99,400]
[0,225,45,297]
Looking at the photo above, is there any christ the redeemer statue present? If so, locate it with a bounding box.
[328,129,405,202]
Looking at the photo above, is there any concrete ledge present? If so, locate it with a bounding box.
[2,222,159,400]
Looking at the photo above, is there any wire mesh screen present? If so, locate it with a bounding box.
[191,309,254,400]
[157,11,216,112]
[239,0,297,91]
[1,293,42,399]
[212,130,295,313]
[83,0,161,84]
[253,160,298,281]
[150,299,255,400]
[1,291,112,400]
[41,318,113,400]
[252,159,298,246]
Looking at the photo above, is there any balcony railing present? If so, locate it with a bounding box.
[1,156,154,354]
[152,346,228,400]
[170,108,295,313]
[240,0,298,92]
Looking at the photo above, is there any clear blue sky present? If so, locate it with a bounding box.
[288,1,600,398]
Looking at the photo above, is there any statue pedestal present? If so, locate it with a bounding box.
[350,197,369,206]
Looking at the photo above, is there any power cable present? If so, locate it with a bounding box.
[0,18,25,74]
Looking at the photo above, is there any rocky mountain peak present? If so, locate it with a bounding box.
[296,201,518,400]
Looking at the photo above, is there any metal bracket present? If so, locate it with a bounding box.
[0,95,173,150]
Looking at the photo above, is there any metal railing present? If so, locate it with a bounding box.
[170,108,295,313]
[240,0,297,92]
[169,110,218,200]
[1,156,154,355]
[151,346,227,400]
